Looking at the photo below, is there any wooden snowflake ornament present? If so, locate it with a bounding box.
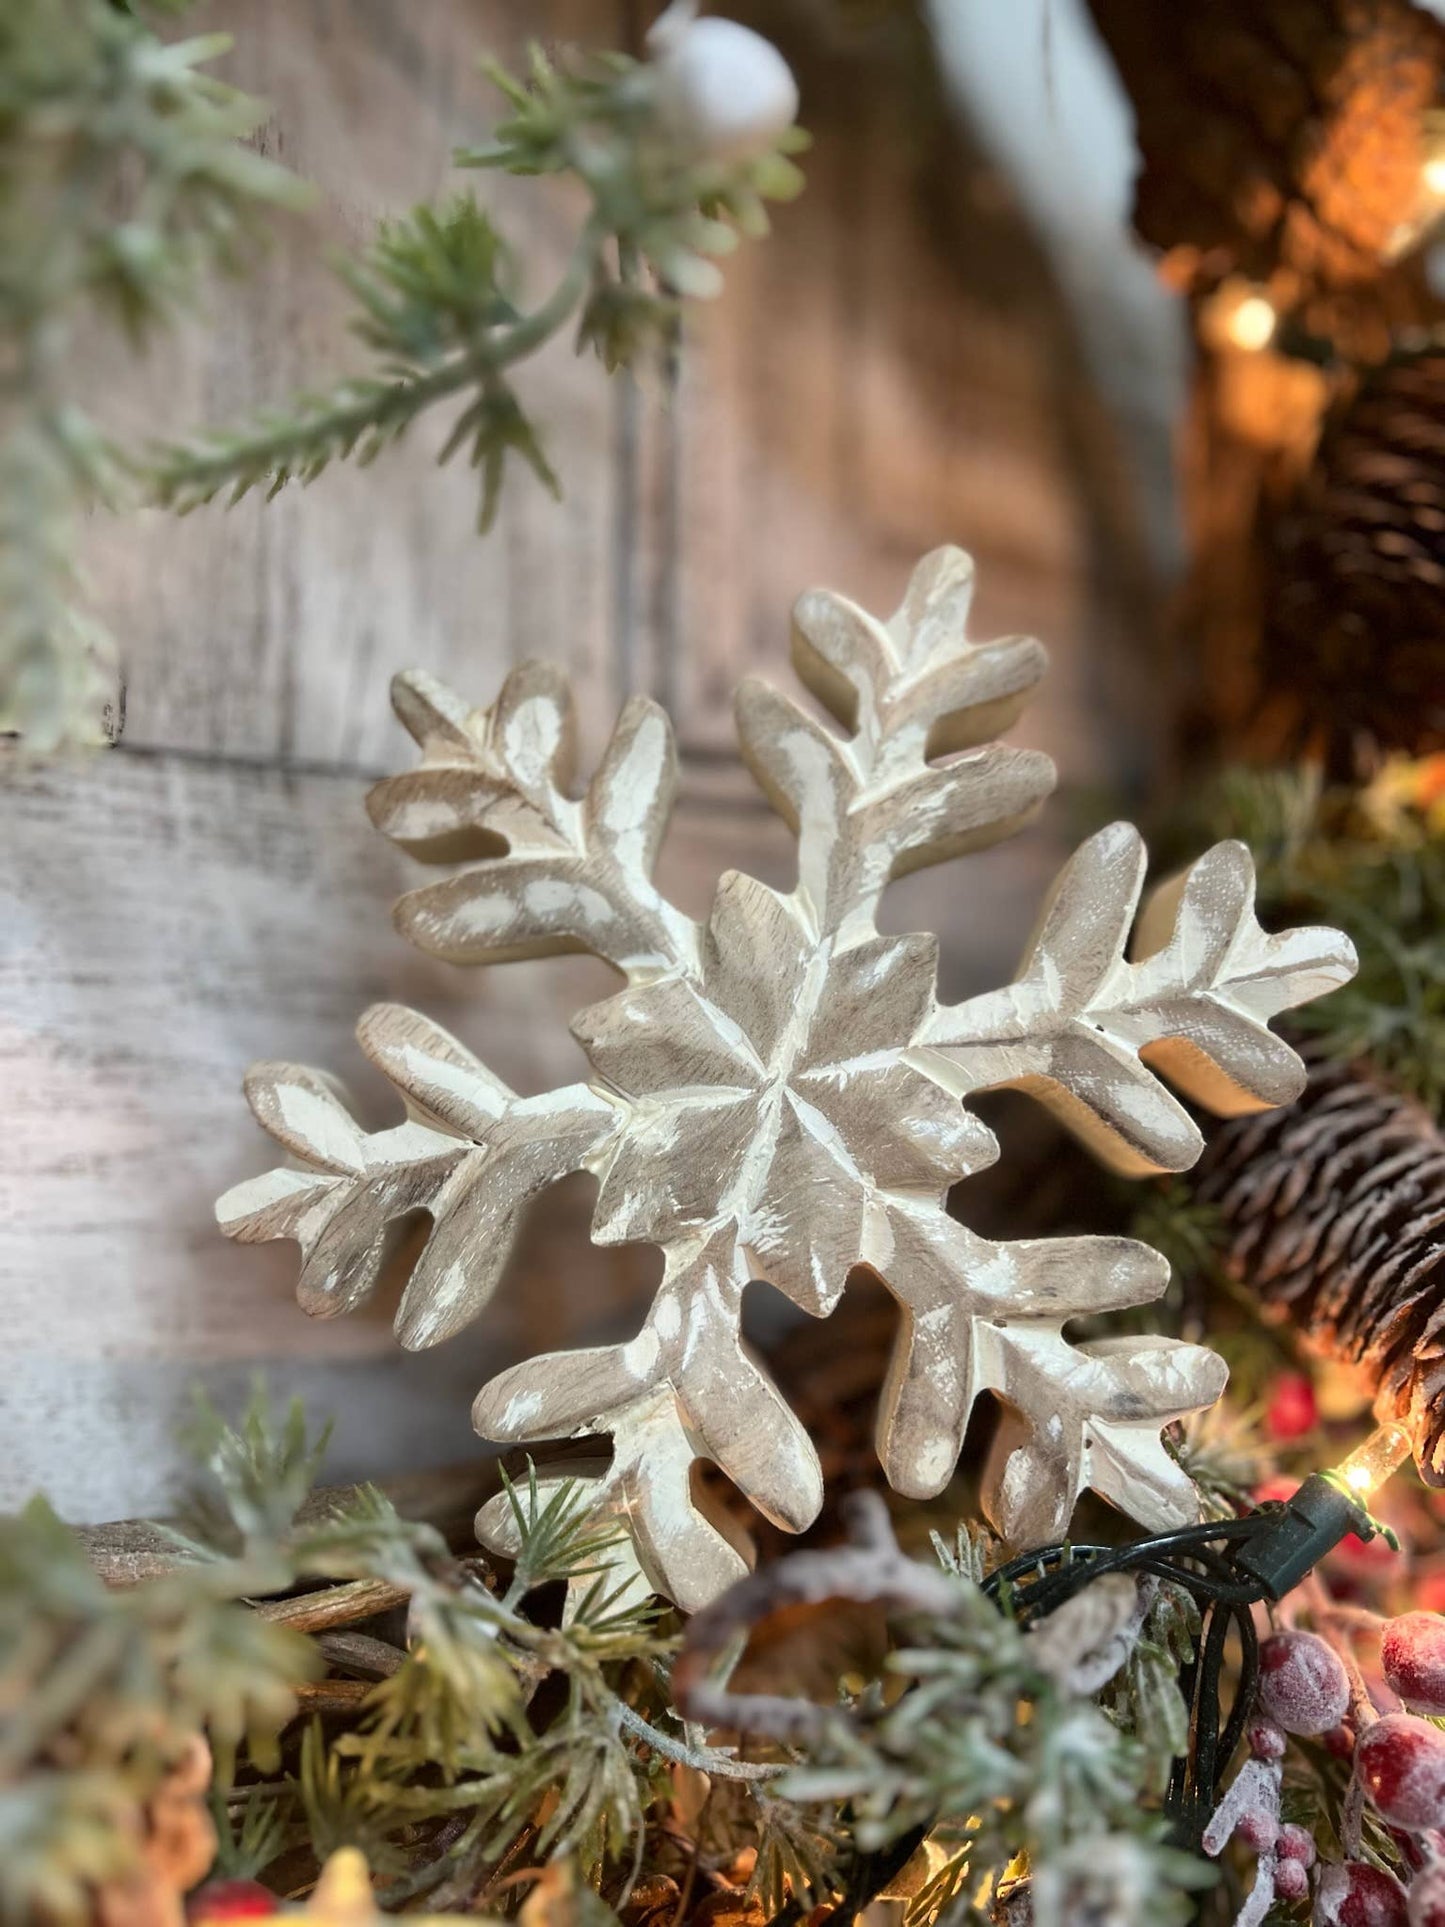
[217,547,1357,1609]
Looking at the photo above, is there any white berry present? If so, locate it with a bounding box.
[648,7,799,163]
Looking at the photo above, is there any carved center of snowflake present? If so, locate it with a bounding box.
[574,872,992,1312]
[219,545,1357,1612]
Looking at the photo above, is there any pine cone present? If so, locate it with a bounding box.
[1086,0,1445,295]
[1258,345,1445,763]
[1195,1048,1445,1482]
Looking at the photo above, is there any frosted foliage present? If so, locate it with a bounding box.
[217,548,1356,1610]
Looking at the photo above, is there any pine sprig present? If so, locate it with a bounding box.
[1,1387,807,1913]
[0,0,301,747]
[0,1489,316,1922]
[145,40,807,527]
[1185,762,1445,1106]
[772,1572,1208,1926]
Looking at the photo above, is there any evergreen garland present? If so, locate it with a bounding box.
[2,1394,1225,1922]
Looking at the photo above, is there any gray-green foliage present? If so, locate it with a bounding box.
[0,1393,792,1917]
[4,1387,1219,1920]
[1098,1581,1199,1797]
[147,44,808,526]
[0,1480,313,1921]
[0,0,299,748]
[776,1572,1207,1927]
[286,1474,678,1902]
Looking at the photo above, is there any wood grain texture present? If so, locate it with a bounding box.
[3,0,1166,1522]
[77,0,1152,785]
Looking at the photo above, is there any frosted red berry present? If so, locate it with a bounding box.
[1278,1823,1316,1867]
[1357,1714,1445,1832]
[1257,1629,1351,1735]
[1314,1861,1409,1927]
[1274,1858,1309,1901]
[1407,1860,1445,1927]
[187,1881,279,1921]
[1237,1806,1279,1852]
[1382,1615,1445,1718]
[1248,1715,1288,1761]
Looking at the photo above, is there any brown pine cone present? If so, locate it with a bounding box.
[1258,344,1445,764]
[1087,0,1445,299]
[1194,1047,1445,1481]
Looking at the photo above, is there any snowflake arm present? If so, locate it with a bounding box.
[472,1234,823,1611]
[217,1004,616,1347]
[870,1205,1228,1543]
[367,664,698,980]
[736,546,1055,944]
[920,821,1358,1175]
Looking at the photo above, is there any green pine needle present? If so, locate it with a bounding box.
[1188,764,1445,1107]
[145,42,808,528]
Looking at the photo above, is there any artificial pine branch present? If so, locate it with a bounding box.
[0,1391,806,1918]
[5,1387,1213,1920]
[145,39,808,529]
[674,1494,1207,1927]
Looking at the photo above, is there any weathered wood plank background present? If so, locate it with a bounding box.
[0,0,1160,1520]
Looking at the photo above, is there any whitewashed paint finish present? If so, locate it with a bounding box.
[216,549,1353,1607]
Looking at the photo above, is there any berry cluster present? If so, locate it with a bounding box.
[1212,1619,1445,1927]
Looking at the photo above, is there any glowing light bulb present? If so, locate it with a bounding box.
[1425,152,1445,197]
[1227,293,1278,352]
[1334,1422,1413,1500]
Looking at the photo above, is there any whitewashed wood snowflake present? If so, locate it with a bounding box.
[217,547,1356,1610]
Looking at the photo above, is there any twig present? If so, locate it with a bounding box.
[253,1578,410,1632]
[292,1678,374,1712]
[614,1700,784,1783]
[1303,1574,1382,1858]
[314,1629,406,1679]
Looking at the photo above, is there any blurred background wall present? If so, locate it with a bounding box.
[1,0,1176,1519]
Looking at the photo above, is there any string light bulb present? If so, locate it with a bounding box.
[1226,293,1278,352]
[1200,279,1280,355]
[1232,1421,1410,1600]
[1332,1421,1413,1500]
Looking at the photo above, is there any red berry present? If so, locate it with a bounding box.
[1237,1806,1279,1852]
[1275,1857,1309,1901]
[1314,1861,1409,1927]
[187,1881,279,1921]
[1327,1722,1359,1759]
[1358,1715,1445,1832]
[1249,1715,1288,1761]
[1408,1860,1445,1927]
[1383,1616,1445,1718]
[1258,1629,1351,1735]
[1267,1371,1318,1440]
[1279,1823,1317,1867]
